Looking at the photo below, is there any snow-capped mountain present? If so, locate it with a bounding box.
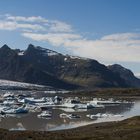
[0,44,139,90]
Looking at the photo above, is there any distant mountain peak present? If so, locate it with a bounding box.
[108,64,140,87]
[25,44,60,57]
[1,44,11,50]
[108,64,128,71]
[28,44,35,48]
[0,44,17,57]
[26,44,36,51]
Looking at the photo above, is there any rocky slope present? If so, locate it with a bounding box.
[108,64,140,88]
[0,44,139,89]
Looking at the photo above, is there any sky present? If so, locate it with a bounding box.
[0,0,140,76]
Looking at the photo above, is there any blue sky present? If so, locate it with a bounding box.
[0,0,140,76]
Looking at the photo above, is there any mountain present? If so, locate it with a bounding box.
[0,44,77,89]
[108,64,140,88]
[0,44,139,89]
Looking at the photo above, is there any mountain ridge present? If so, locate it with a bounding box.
[0,44,139,90]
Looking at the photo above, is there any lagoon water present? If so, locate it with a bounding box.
[0,94,139,131]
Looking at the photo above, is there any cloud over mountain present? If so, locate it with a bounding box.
[0,14,140,64]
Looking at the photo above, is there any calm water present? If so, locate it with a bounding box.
[0,96,139,131]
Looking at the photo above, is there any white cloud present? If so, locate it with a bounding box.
[22,32,82,46]
[63,33,140,63]
[6,15,48,23]
[101,33,140,41]
[2,14,72,33]
[16,23,45,31]
[0,21,17,30]
[22,32,140,63]
[0,14,140,64]
[0,21,46,31]
[49,20,72,32]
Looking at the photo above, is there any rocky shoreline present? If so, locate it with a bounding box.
[0,116,139,140]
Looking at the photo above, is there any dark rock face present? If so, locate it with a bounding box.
[0,44,139,89]
[108,64,140,88]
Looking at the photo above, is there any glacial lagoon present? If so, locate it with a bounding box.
[0,90,139,131]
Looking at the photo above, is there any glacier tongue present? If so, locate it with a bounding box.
[0,79,46,89]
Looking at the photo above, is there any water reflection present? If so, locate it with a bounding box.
[0,99,139,131]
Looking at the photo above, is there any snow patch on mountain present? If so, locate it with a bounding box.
[69,55,89,60]
[18,51,24,56]
[36,46,59,56]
